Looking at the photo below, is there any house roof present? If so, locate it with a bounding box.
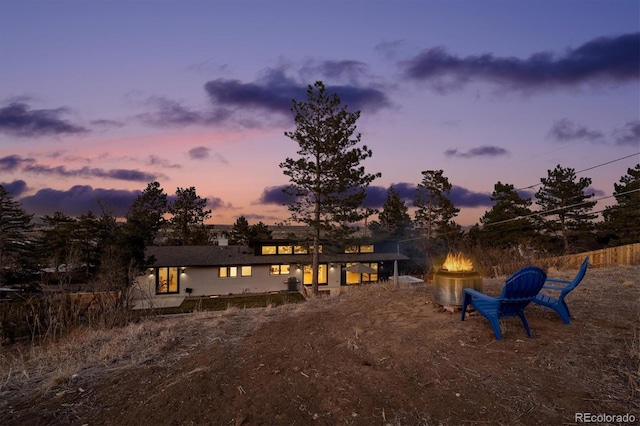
[145,245,408,267]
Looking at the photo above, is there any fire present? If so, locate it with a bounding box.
[441,252,474,272]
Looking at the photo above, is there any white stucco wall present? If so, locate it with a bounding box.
[132,264,344,309]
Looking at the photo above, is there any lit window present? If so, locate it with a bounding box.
[303,264,328,285]
[156,267,179,294]
[270,264,291,275]
[294,245,308,254]
[345,263,378,284]
[345,246,358,253]
[360,245,374,253]
[219,266,239,278]
[278,245,293,254]
[241,266,252,277]
[261,246,277,255]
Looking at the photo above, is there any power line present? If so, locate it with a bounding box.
[515,152,640,192]
[481,188,640,228]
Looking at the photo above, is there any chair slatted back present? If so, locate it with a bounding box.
[499,266,547,316]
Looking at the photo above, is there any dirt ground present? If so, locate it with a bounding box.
[1,265,638,425]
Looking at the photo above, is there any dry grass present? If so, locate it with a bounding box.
[0,264,638,425]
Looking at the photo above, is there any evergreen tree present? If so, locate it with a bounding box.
[535,165,597,253]
[0,186,34,285]
[73,211,102,279]
[228,216,251,245]
[168,186,211,245]
[479,182,536,249]
[123,182,168,264]
[600,164,640,246]
[375,187,412,239]
[280,81,380,294]
[413,170,460,269]
[249,221,273,245]
[126,182,168,246]
[39,211,77,280]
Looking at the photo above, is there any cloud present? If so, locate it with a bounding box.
[547,119,605,143]
[22,164,162,182]
[401,32,640,92]
[188,146,210,160]
[1,179,28,197]
[146,155,182,169]
[375,40,408,60]
[612,120,640,146]
[18,185,140,217]
[136,96,232,127]
[0,101,89,137]
[258,182,491,210]
[300,60,370,82]
[0,154,36,172]
[448,186,492,208]
[256,185,295,205]
[444,146,509,158]
[204,67,391,115]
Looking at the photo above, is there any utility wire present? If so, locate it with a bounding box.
[481,188,640,228]
[515,152,640,191]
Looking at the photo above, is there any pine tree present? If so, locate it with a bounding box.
[413,170,460,268]
[280,81,380,294]
[377,187,412,239]
[479,182,536,249]
[535,165,597,253]
[0,186,34,285]
[168,187,212,245]
[600,164,640,246]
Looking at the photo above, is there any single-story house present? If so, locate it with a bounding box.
[132,239,408,309]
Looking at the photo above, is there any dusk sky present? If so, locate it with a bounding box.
[1,0,639,227]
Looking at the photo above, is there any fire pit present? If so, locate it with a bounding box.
[434,253,483,310]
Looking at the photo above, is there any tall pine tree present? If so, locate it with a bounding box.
[535,165,597,253]
[280,81,380,294]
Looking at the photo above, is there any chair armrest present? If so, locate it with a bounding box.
[541,285,567,291]
[545,278,571,284]
[464,288,496,302]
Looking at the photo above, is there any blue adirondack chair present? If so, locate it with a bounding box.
[532,256,589,324]
[461,266,547,340]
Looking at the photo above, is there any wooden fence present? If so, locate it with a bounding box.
[538,243,640,269]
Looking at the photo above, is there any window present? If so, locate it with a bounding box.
[270,264,291,275]
[261,245,277,255]
[278,245,293,254]
[303,264,328,285]
[345,263,378,285]
[219,266,251,278]
[294,245,308,254]
[156,267,179,294]
[219,266,238,278]
[345,245,374,253]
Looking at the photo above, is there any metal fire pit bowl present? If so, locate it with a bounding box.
[434,269,483,308]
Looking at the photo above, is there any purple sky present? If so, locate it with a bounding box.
[1,0,639,226]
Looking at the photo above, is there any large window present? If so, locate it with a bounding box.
[219,266,252,278]
[156,267,179,294]
[345,262,378,285]
[261,246,277,255]
[260,244,321,255]
[303,264,328,285]
[345,245,374,253]
[270,264,291,275]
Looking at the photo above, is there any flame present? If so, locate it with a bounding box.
[441,252,474,272]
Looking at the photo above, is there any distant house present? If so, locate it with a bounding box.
[132,239,408,309]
